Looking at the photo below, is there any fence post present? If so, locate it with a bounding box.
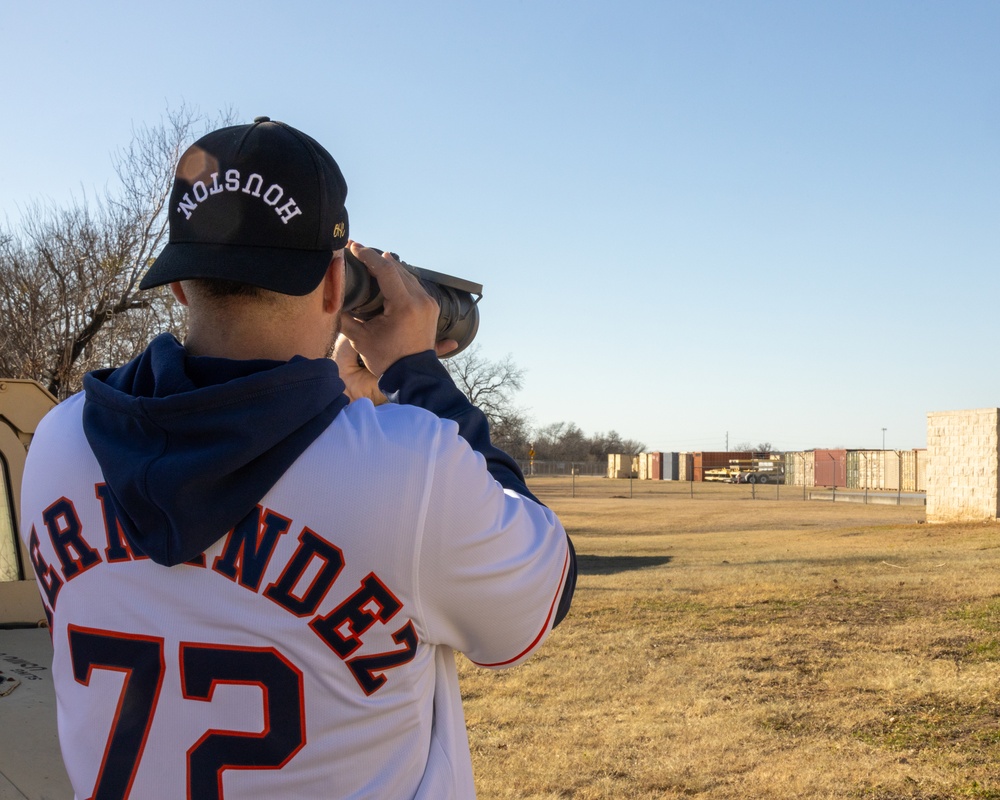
[897,450,902,505]
[861,451,868,504]
[830,453,837,503]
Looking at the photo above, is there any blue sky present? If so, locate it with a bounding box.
[2,1,997,452]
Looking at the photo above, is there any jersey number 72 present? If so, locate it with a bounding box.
[68,626,305,800]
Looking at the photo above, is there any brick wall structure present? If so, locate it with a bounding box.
[926,409,1000,523]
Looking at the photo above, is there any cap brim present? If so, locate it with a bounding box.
[140,243,336,296]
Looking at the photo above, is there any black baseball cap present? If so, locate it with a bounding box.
[140,116,349,296]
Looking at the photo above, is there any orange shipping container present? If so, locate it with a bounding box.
[693,451,753,481]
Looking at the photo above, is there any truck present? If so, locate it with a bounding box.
[729,456,786,485]
[0,379,72,798]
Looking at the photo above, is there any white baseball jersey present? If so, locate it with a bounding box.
[21,389,571,799]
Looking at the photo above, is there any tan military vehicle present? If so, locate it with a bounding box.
[0,379,72,798]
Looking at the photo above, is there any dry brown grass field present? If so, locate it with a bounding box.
[457,476,1000,799]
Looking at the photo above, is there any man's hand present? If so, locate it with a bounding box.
[340,242,457,378]
[332,335,387,405]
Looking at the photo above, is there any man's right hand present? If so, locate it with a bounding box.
[339,241,456,377]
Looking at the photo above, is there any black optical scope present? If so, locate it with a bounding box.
[343,247,482,357]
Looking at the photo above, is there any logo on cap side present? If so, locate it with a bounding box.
[333,222,346,238]
[176,168,304,225]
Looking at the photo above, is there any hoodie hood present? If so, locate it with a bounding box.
[82,333,348,566]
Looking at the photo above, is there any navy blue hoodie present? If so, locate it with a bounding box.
[83,333,575,621]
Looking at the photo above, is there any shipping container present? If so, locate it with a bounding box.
[693,451,753,482]
[678,452,694,481]
[884,449,926,493]
[783,451,816,487]
[803,451,817,487]
[814,449,847,487]
[848,450,889,490]
[846,451,860,489]
[662,452,680,481]
[607,453,637,479]
[900,450,914,492]
[884,451,900,491]
[847,450,925,492]
[649,452,663,480]
[915,449,927,492]
[784,452,796,485]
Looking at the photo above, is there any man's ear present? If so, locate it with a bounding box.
[323,251,345,314]
[169,281,190,306]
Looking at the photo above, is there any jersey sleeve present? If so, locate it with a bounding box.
[379,350,540,502]
[413,422,572,669]
[380,351,575,634]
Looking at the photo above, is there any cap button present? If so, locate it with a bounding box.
[253,116,271,123]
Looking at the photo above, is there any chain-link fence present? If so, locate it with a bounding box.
[515,460,606,477]
[521,473,927,505]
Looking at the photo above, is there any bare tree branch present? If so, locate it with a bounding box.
[444,345,532,456]
[0,105,236,398]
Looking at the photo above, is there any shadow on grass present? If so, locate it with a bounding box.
[577,554,673,575]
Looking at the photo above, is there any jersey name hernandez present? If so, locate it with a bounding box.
[29,493,415,695]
